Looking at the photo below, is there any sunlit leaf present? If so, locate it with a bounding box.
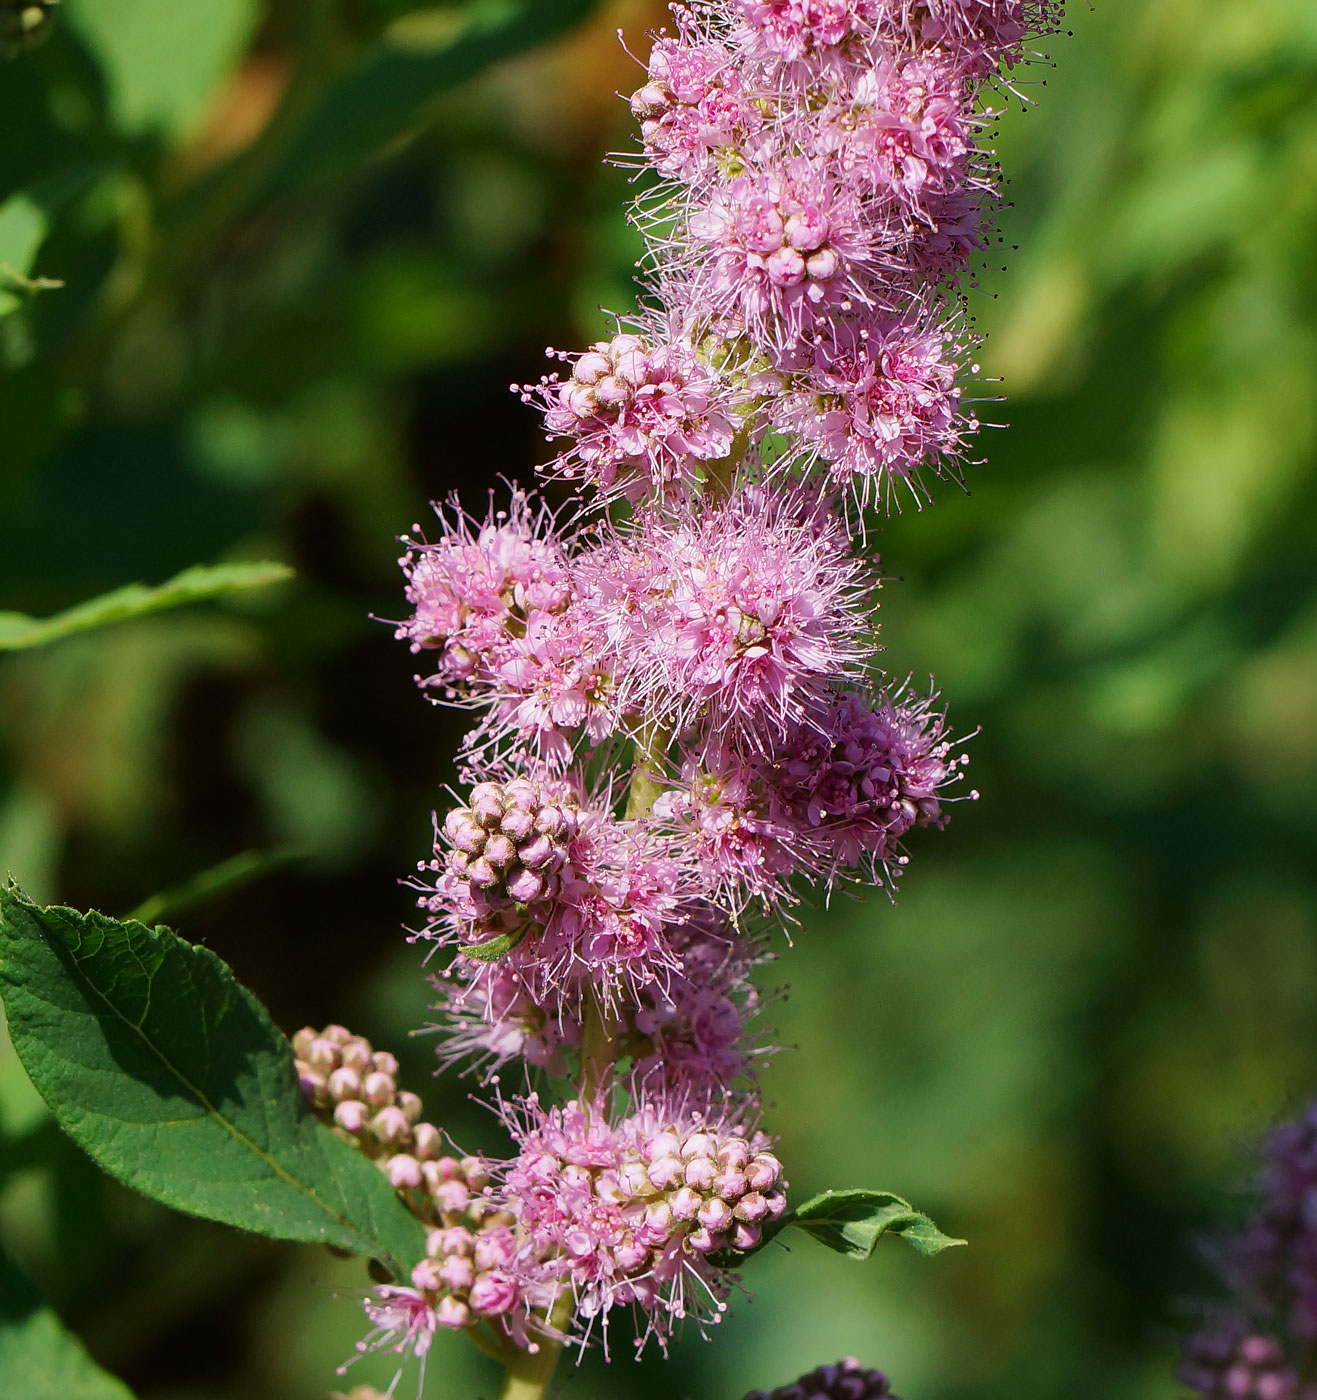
[67,0,261,140]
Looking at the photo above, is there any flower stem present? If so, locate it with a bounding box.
[496,1291,575,1400]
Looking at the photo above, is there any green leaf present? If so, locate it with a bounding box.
[272,0,595,192]
[0,1248,136,1400]
[0,561,293,651]
[67,0,261,140]
[458,922,531,962]
[0,883,427,1276]
[0,194,51,318]
[786,1189,966,1260]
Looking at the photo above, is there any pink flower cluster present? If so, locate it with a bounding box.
[517,0,1059,508]
[361,0,1059,1378]
[500,1094,787,1352]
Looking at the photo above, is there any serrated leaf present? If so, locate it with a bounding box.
[0,561,293,651]
[787,1189,966,1259]
[0,884,427,1276]
[0,1248,136,1399]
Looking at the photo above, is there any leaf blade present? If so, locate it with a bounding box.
[0,884,426,1275]
[0,561,293,651]
[787,1189,966,1260]
[0,1248,137,1400]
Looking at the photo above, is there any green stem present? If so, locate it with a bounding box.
[497,1291,574,1400]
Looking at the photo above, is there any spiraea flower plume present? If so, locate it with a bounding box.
[323,0,1060,1384]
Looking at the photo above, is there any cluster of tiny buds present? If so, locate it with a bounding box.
[554,334,659,423]
[1179,1325,1311,1400]
[408,1219,523,1331]
[444,778,579,909]
[293,1024,488,1216]
[743,1357,900,1400]
[631,1126,787,1256]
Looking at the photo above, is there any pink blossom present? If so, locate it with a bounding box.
[683,158,877,356]
[499,1092,786,1351]
[773,313,974,507]
[397,488,572,697]
[521,330,736,503]
[579,486,874,748]
[418,769,693,1016]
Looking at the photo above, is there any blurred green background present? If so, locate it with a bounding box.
[2,0,1316,1396]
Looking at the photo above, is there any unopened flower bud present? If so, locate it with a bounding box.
[292,1027,317,1058]
[734,1191,769,1222]
[730,1221,761,1252]
[473,1231,516,1271]
[445,809,487,854]
[388,1094,419,1128]
[746,1155,782,1191]
[436,1179,470,1213]
[307,1037,341,1071]
[328,1066,362,1101]
[386,1154,423,1190]
[363,1072,395,1106]
[505,866,546,903]
[681,1132,716,1161]
[371,1106,411,1145]
[469,1271,518,1316]
[669,1185,702,1221]
[698,1197,734,1233]
[684,1156,717,1191]
[648,1155,684,1190]
[410,1258,442,1292]
[806,247,840,281]
[438,1253,474,1291]
[435,1295,470,1330]
[341,1039,374,1073]
[470,784,506,828]
[334,1100,368,1134]
[460,1156,489,1190]
[574,351,612,385]
[406,1123,438,1161]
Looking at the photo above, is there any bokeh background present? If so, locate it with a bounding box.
[2,0,1316,1396]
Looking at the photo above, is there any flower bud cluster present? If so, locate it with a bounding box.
[293,1024,489,1222]
[408,1219,527,1333]
[744,1357,901,1400]
[501,1095,787,1342]
[1180,1100,1317,1399]
[443,777,579,912]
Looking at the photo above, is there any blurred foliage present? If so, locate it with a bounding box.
[0,0,1314,1398]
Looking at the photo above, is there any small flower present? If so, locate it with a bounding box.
[581,486,875,750]
[396,488,572,698]
[773,311,975,508]
[521,329,736,504]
